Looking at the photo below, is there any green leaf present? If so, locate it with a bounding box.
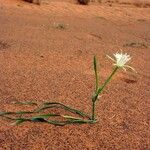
[46,120,67,126]
[42,102,91,119]
[31,117,46,122]
[0,111,34,116]
[32,114,60,118]
[94,55,99,92]
[62,115,82,120]
[14,101,37,105]
[11,119,25,125]
[66,119,95,124]
[0,112,13,115]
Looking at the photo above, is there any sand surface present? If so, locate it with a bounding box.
[0,0,150,149]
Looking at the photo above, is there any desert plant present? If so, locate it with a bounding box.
[0,52,135,126]
[92,52,135,120]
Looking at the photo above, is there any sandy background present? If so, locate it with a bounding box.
[0,0,150,149]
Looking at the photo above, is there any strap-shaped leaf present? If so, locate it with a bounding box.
[93,55,99,92]
[14,101,37,105]
[32,114,60,119]
[11,118,28,125]
[43,102,91,119]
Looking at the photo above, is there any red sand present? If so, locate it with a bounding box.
[0,0,150,149]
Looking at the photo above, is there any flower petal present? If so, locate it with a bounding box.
[124,65,137,73]
[106,55,115,62]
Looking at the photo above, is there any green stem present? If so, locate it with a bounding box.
[92,67,118,120]
[95,66,118,99]
[92,101,95,120]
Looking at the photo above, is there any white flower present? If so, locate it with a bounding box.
[107,52,136,72]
